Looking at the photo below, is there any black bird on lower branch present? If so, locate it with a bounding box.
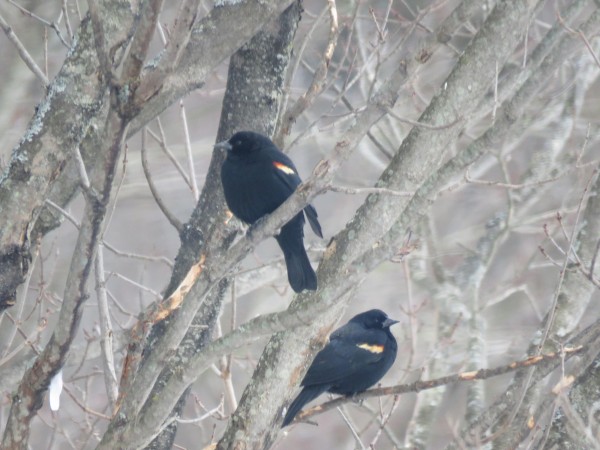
[217,131,322,292]
[282,309,399,427]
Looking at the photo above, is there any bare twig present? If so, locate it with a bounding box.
[95,245,119,411]
[387,108,463,130]
[179,101,200,200]
[0,12,50,86]
[557,11,600,69]
[43,28,48,79]
[174,402,223,425]
[368,395,401,448]
[103,242,173,268]
[327,184,413,197]
[156,21,168,46]
[492,60,499,122]
[589,239,600,281]
[337,407,366,450]
[74,146,92,192]
[149,119,193,189]
[0,315,46,368]
[63,385,112,420]
[141,128,184,232]
[278,0,339,139]
[215,319,237,413]
[62,0,74,41]
[106,271,162,300]
[44,198,174,268]
[465,159,599,189]
[6,0,69,47]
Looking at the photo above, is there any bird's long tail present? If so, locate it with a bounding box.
[282,385,327,427]
[276,215,317,292]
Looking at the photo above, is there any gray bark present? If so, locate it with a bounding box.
[1,1,599,448]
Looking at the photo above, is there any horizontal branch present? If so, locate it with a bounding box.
[294,346,584,424]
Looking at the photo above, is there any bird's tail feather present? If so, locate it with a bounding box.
[282,385,327,427]
[276,219,317,292]
[304,204,323,238]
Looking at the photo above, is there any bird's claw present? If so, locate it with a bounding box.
[350,394,364,406]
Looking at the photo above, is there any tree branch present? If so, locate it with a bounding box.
[293,346,584,424]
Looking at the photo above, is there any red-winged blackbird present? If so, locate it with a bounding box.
[217,131,323,292]
[282,309,398,427]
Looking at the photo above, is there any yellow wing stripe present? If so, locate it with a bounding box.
[357,343,385,354]
[273,161,295,175]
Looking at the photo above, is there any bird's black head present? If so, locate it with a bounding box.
[349,309,398,329]
[214,131,274,157]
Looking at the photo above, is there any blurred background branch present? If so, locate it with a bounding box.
[0,0,599,449]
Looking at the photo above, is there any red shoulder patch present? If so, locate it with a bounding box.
[357,343,385,354]
[273,161,295,175]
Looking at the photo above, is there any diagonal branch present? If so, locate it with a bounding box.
[122,0,166,83]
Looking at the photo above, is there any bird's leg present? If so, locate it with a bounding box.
[348,393,364,406]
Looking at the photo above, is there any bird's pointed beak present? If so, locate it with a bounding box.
[214,140,232,152]
[383,318,399,328]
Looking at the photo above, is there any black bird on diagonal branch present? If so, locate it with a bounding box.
[282,309,399,427]
[217,131,322,292]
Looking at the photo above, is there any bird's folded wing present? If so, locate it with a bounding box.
[301,331,387,386]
